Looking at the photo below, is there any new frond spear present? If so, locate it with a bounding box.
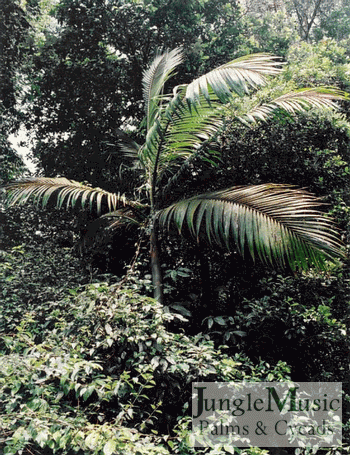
[1,48,347,303]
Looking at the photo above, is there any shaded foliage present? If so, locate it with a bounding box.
[0,279,293,455]
[0,0,30,112]
[23,0,244,188]
[0,136,26,185]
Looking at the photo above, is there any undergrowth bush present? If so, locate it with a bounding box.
[0,279,293,455]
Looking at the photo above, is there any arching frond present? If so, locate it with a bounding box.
[2,177,143,215]
[157,184,344,271]
[142,47,183,130]
[240,88,347,124]
[140,53,282,169]
[186,53,283,106]
[140,52,285,190]
[163,94,223,153]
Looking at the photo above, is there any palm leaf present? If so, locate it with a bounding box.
[139,87,225,184]
[163,92,224,152]
[110,129,141,161]
[2,177,142,215]
[157,184,344,271]
[80,207,146,250]
[142,47,183,130]
[140,52,281,170]
[186,53,283,106]
[99,208,146,230]
[156,91,225,177]
[240,88,347,124]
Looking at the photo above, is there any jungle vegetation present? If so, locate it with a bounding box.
[0,1,349,454]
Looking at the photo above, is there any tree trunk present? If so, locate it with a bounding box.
[292,0,324,41]
[150,224,163,303]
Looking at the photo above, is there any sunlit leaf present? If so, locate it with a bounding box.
[186,53,283,106]
[142,47,183,130]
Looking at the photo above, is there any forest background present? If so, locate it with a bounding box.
[0,0,350,454]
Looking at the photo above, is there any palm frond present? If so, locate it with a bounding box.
[241,88,347,124]
[139,116,165,167]
[139,87,225,183]
[157,184,344,271]
[110,129,141,160]
[140,53,281,170]
[2,177,143,215]
[140,52,283,183]
[186,53,283,106]
[164,94,223,151]
[80,207,146,250]
[142,47,183,130]
[157,92,225,176]
[100,208,147,229]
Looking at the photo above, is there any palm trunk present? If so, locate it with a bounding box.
[149,135,164,303]
[150,223,163,303]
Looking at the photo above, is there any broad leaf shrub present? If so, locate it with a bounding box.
[218,272,349,381]
[284,40,350,90]
[196,267,350,452]
[0,282,292,455]
[0,244,88,336]
[238,10,298,58]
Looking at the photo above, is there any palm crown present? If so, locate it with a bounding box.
[2,48,346,302]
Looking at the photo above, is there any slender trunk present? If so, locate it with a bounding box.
[148,116,169,305]
[150,222,163,303]
[292,0,323,42]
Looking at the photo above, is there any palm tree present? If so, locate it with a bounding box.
[2,48,346,303]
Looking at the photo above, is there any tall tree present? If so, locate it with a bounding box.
[2,50,346,303]
[0,0,30,185]
[286,0,342,41]
[0,0,31,112]
[22,0,244,188]
[316,0,350,41]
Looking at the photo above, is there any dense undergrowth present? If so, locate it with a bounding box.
[0,230,349,454]
[0,267,293,455]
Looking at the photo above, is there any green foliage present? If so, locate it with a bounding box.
[1,5,350,454]
[284,40,350,89]
[22,0,244,185]
[3,48,347,308]
[315,5,350,42]
[228,271,349,382]
[0,135,26,185]
[0,204,103,337]
[0,0,31,112]
[0,243,86,335]
[220,41,350,241]
[223,108,350,192]
[239,10,299,57]
[0,282,292,454]
[158,184,345,271]
[0,0,31,183]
